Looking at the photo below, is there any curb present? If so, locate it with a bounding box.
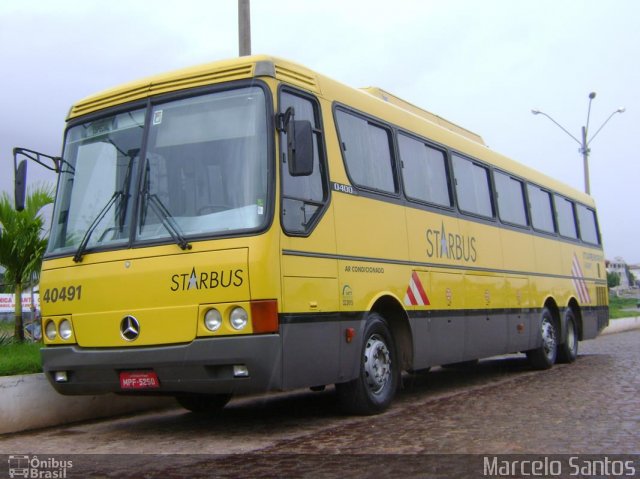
[0,374,175,435]
[1,316,638,435]
[600,315,640,336]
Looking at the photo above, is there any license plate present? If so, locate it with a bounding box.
[119,371,160,390]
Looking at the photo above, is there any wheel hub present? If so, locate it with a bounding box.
[363,334,391,394]
[541,319,557,360]
[566,320,576,351]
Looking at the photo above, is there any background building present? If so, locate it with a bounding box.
[606,256,636,290]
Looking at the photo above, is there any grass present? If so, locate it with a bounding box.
[608,296,640,320]
[0,340,42,376]
[0,320,43,376]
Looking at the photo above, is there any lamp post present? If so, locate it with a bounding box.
[532,92,625,195]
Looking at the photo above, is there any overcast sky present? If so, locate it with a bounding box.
[1,0,638,263]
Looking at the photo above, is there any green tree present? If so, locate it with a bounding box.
[607,271,621,289]
[0,187,53,342]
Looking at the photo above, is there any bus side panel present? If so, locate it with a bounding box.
[505,276,535,353]
[463,273,508,360]
[532,235,563,304]
[425,271,466,366]
[427,314,466,365]
[280,314,341,390]
[280,197,341,390]
[280,257,340,389]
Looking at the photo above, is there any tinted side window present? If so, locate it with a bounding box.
[527,184,555,233]
[335,109,396,193]
[555,194,578,239]
[452,154,493,218]
[494,171,528,227]
[577,204,599,245]
[398,133,451,207]
[280,91,328,234]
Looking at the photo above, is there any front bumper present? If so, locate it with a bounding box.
[41,335,282,396]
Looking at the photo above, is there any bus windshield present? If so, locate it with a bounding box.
[48,86,269,257]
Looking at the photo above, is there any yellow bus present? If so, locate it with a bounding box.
[14,55,609,415]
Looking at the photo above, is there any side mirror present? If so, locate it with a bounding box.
[287,119,314,177]
[15,160,27,211]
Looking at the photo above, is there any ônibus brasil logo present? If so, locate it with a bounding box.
[7,455,73,478]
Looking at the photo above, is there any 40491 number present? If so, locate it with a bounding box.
[42,285,83,304]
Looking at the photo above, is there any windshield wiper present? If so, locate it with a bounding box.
[72,147,138,263]
[142,192,192,251]
[73,192,123,263]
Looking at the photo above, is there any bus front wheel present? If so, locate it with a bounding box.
[175,393,232,413]
[526,308,558,370]
[336,313,399,415]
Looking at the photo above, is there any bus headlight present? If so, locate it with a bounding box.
[45,320,57,341]
[230,307,249,330]
[204,308,222,332]
[59,319,73,340]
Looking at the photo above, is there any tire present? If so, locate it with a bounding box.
[526,307,558,370]
[557,309,578,363]
[336,313,399,415]
[175,393,232,413]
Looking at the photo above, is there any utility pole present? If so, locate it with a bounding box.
[238,0,251,57]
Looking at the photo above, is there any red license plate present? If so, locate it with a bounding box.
[119,371,160,390]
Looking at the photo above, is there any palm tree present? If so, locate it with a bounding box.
[0,186,53,342]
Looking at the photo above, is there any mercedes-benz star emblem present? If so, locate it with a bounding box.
[120,315,140,341]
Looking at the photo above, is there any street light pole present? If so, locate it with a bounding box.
[581,125,590,195]
[532,92,625,195]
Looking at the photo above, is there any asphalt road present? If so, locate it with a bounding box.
[1,330,639,478]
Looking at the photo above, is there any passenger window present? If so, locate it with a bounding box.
[576,204,600,245]
[280,90,328,234]
[335,109,396,194]
[398,133,451,207]
[452,154,493,218]
[554,194,578,239]
[494,171,528,227]
[527,184,555,234]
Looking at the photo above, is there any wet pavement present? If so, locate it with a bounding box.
[1,330,639,477]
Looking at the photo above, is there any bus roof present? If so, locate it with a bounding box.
[67,54,594,206]
[360,87,486,145]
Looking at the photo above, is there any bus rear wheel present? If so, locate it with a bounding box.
[557,309,578,363]
[336,313,399,415]
[526,308,558,370]
[175,393,232,413]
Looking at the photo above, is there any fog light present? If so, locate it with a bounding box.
[54,371,68,383]
[45,320,57,341]
[229,307,248,330]
[204,308,222,332]
[59,319,73,340]
[233,365,249,377]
